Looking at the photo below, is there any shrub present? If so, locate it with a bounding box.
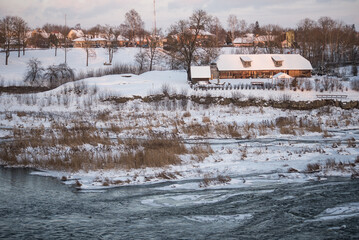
[351,79,359,91]
[280,94,291,102]
[24,58,44,86]
[43,63,75,88]
[306,163,321,173]
[199,174,231,188]
[352,65,358,76]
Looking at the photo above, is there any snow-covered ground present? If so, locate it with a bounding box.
[2,48,358,102]
[1,97,358,190]
[0,48,358,190]
[0,48,144,86]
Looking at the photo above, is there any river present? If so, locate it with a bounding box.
[0,167,358,239]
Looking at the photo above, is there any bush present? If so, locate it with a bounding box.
[44,63,75,88]
[280,94,291,102]
[351,79,359,91]
[352,65,358,76]
[306,163,321,173]
[24,58,44,86]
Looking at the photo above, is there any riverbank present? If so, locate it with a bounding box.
[1,99,358,189]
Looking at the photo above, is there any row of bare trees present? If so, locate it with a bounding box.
[296,17,358,70]
[0,16,29,65]
[1,11,358,75]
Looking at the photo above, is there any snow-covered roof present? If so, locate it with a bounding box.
[273,72,293,79]
[233,35,254,44]
[191,66,211,79]
[73,37,107,42]
[240,56,252,62]
[272,56,283,62]
[52,32,64,39]
[68,29,84,38]
[73,37,85,42]
[216,54,313,71]
[91,37,107,41]
[117,35,129,41]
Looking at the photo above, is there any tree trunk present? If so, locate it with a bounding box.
[187,68,191,81]
[5,44,10,65]
[86,49,89,67]
[55,47,57,57]
[150,57,153,71]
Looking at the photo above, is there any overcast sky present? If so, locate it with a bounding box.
[1,0,358,32]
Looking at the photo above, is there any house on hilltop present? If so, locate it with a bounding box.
[214,54,312,79]
[67,29,84,40]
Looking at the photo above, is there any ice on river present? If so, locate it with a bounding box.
[141,191,239,207]
[308,202,359,221]
[184,214,253,223]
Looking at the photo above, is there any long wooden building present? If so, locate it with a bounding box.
[215,54,312,79]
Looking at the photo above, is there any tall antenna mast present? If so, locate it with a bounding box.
[153,0,156,36]
[65,14,67,64]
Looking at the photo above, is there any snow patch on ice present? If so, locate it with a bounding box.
[308,202,359,222]
[184,213,253,223]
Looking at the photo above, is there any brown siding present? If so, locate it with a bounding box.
[219,70,311,79]
[192,78,210,82]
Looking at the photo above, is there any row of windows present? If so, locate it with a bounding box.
[219,70,311,79]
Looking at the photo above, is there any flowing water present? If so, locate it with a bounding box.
[0,167,358,239]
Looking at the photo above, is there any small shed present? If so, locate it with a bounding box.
[190,66,211,83]
[272,72,293,84]
[273,72,293,80]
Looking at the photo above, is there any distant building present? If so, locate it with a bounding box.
[282,31,296,48]
[72,37,107,48]
[67,29,84,40]
[233,33,276,47]
[117,35,129,46]
[26,29,50,48]
[233,34,254,47]
[215,54,312,79]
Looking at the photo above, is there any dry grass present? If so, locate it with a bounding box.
[190,143,214,162]
[306,163,321,173]
[306,159,357,174]
[0,120,190,171]
[276,116,322,135]
[182,122,211,137]
[199,174,231,188]
[202,116,210,123]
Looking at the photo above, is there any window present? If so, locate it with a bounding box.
[240,56,252,68]
[272,56,283,67]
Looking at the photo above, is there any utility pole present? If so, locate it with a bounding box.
[65,14,67,64]
[153,0,156,37]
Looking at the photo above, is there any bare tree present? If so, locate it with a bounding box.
[239,19,247,35]
[13,16,28,58]
[49,33,59,56]
[0,16,15,65]
[103,26,119,64]
[43,63,74,87]
[209,17,225,46]
[166,10,218,80]
[261,24,282,53]
[24,58,44,86]
[83,35,96,67]
[145,28,163,71]
[124,9,145,46]
[227,15,239,41]
[135,49,147,73]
